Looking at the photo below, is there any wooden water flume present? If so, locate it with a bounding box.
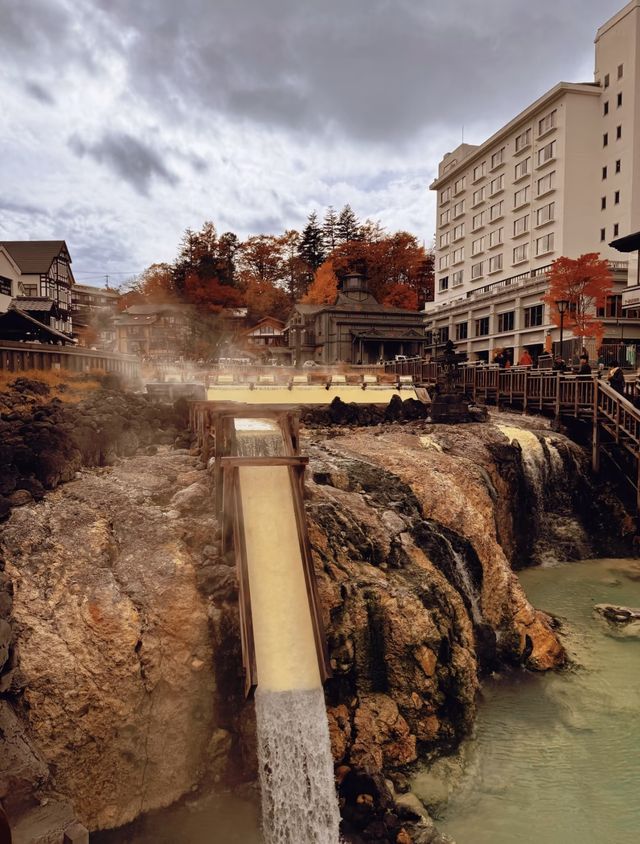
[190,401,331,698]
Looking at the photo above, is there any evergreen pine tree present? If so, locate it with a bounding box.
[298,211,325,271]
[322,206,338,254]
[337,204,361,243]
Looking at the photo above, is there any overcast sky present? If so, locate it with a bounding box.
[0,0,625,285]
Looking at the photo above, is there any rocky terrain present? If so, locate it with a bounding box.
[0,385,630,843]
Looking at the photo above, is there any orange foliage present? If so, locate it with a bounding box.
[542,253,613,342]
[184,271,244,312]
[382,283,419,310]
[302,261,338,304]
[243,276,290,321]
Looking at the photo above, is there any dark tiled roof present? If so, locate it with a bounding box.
[0,241,69,274]
[11,297,56,313]
[1,307,73,343]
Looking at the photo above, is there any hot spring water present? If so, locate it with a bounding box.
[234,419,341,844]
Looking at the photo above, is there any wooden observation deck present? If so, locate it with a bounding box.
[385,359,640,512]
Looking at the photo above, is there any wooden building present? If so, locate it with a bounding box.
[286,273,426,365]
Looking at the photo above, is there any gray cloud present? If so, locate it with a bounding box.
[87,0,623,143]
[68,131,179,195]
[23,80,55,104]
[0,0,629,272]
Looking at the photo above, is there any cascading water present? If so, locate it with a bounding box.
[233,419,342,844]
[431,527,483,625]
[497,424,591,564]
[255,688,342,844]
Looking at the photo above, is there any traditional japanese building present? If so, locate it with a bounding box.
[286,273,426,365]
[0,240,75,336]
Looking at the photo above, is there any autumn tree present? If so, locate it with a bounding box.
[243,277,290,321]
[542,253,613,342]
[382,283,419,310]
[302,260,339,305]
[237,235,284,286]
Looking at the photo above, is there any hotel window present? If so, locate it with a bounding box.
[535,233,554,255]
[602,166,607,179]
[488,227,504,248]
[617,92,623,107]
[439,232,450,248]
[471,261,484,280]
[440,209,451,226]
[475,316,490,336]
[489,200,504,221]
[490,148,505,169]
[472,236,485,256]
[452,270,464,287]
[439,276,449,292]
[513,243,529,263]
[524,304,544,327]
[616,159,621,173]
[603,132,609,146]
[603,101,609,115]
[472,186,486,206]
[515,128,531,152]
[615,190,620,204]
[440,187,451,204]
[514,214,529,236]
[536,202,555,226]
[514,158,530,180]
[489,174,504,195]
[439,254,450,270]
[614,223,619,236]
[473,162,487,181]
[489,254,503,274]
[514,185,530,208]
[601,228,606,242]
[604,73,610,88]
[538,109,556,136]
[472,211,486,230]
[618,64,623,79]
[497,310,514,332]
[454,176,466,195]
[537,171,555,196]
[601,196,607,210]
[537,140,556,166]
[453,247,464,264]
[453,223,465,241]
[453,200,465,218]
[455,321,468,340]
[616,125,622,139]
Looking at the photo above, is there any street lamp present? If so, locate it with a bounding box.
[555,299,569,361]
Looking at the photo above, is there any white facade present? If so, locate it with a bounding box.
[427,0,640,360]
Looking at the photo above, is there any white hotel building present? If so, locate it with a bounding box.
[426,0,640,362]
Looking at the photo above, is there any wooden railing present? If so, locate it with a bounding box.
[385,357,640,510]
[0,340,139,378]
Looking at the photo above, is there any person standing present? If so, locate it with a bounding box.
[518,349,533,366]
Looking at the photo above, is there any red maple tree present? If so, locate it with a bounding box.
[543,253,613,343]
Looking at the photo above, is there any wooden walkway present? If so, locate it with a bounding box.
[385,359,640,512]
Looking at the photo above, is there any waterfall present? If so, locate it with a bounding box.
[433,529,483,625]
[255,688,342,844]
[233,419,342,844]
[234,418,286,458]
[497,424,591,564]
